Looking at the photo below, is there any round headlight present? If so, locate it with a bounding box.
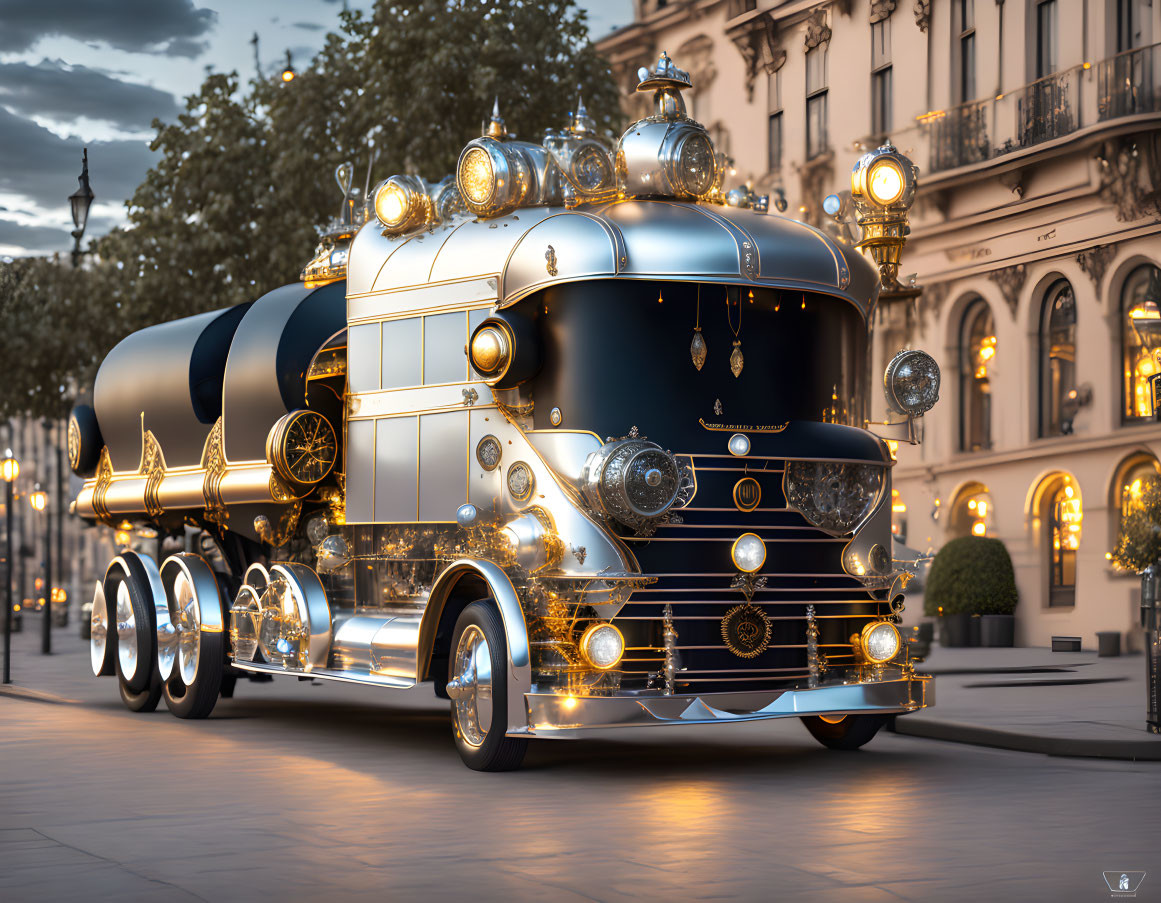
[676,132,715,197]
[469,323,511,379]
[580,622,624,670]
[374,174,431,233]
[883,349,941,416]
[375,182,408,226]
[867,159,905,206]
[731,532,766,573]
[856,621,900,664]
[784,461,886,535]
[458,146,494,206]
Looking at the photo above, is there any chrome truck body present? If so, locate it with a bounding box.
[72,53,938,769]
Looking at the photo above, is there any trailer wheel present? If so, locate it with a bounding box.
[447,601,528,772]
[161,556,224,719]
[109,567,159,705]
[801,714,889,750]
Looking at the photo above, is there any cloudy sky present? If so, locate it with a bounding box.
[0,0,631,258]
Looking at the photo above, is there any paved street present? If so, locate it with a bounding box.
[2,617,1160,903]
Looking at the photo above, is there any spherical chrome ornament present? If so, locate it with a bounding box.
[730,532,766,573]
[579,622,625,670]
[883,349,941,416]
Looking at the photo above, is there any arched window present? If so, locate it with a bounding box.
[1035,473,1082,607]
[1112,452,1161,529]
[1039,280,1076,437]
[960,299,995,451]
[1122,264,1161,421]
[950,481,992,538]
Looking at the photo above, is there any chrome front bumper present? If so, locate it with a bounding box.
[521,674,933,736]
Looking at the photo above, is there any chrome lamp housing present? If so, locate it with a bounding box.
[783,461,886,536]
[850,143,919,290]
[883,349,941,416]
[580,439,681,532]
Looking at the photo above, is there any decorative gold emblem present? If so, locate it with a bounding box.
[201,417,229,525]
[721,602,771,658]
[545,244,558,276]
[733,477,761,512]
[67,416,81,471]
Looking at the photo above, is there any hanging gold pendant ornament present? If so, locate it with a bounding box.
[690,285,706,370]
[726,287,743,378]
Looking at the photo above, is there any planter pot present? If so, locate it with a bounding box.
[1096,630,1121,657]
[968,615,981,647]
[942,612,972,647]
[980,614,1015,647]
[917,622,934,644]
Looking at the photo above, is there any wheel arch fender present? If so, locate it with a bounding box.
[420,558,531,735]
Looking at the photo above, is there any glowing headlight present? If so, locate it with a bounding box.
[867,159,905,206]
[580,622,624,670]
[731,532,766,573]
[581,439,681,530]
[469,323,512,379]
[854,621,900,664]
[784,461,885,535]
[373,174,430,233]
[458,146,494,206]
[883,349,941,416]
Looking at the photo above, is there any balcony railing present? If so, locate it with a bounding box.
[1099,43,1161,120]
[930,98,991,171]
[919,43,1161,175]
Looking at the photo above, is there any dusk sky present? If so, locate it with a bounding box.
[0,0,632,258]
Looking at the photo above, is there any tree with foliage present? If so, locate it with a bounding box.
[1112,475,1161,573]
[0,0,619,420]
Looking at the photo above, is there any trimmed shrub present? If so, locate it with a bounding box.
[923,536,1018,617]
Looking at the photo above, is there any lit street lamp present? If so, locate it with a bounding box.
[2,449,19,684]
[29,482,50,655]
[68,148,94,268]
[280,50,295,83]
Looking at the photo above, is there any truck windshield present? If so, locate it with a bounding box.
[532,280,869,444]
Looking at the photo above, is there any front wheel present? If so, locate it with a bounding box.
[446,601,528,772]
[801,713,890,750]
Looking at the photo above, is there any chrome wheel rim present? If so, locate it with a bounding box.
[447,624,492,748]
[174,572,201,685]
[90,586,109,676]
[115,581,137,681]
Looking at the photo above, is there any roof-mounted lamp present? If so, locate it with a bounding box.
[850,144,919,300]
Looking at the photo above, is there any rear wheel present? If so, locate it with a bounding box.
[446,601,528,772]
[110,564,162,713]
[162,556,225,719]
[801,713,890,750]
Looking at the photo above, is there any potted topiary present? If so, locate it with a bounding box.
[924,536,1019,647]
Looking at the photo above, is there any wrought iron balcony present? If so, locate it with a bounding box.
[929,98,991,172]
[1014,68,1079,148]
[1099,43,1161,120]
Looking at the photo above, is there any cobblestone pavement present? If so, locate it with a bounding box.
[2,617,1160,903]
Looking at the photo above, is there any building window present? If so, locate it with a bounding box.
[952,0,976,102]
[950,482,993,539]
[1036,0,1058,78]
[767,70,782,172]
[1037,473,1080,607]
[960,299,996,451]
[871,19,893,136]
[1122,265,1161,422]
[891,488,907,542]
[806,44,829,159]
[1113,453,1161,530]
[1039,280,1077,437]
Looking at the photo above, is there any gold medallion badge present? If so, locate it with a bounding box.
[721,603,771,658]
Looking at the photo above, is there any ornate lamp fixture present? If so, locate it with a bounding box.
[849,144,918,297]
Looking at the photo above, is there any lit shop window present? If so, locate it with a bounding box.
[1115,453,1160,526]
[1044,474,1081,607]
[1123,265,1161,421]
[891,488,907,540]
[960,299,995,451]
[950,483,992,538]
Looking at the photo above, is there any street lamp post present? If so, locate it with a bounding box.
[3,449,19,684]
[30,483,49,654]
[68,148,94,269]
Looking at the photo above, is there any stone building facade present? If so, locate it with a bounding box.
[598,0,1161,647]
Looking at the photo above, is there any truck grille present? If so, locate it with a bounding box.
[614,453,887,694]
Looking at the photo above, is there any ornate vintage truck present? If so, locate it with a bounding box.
[72,54,939,770]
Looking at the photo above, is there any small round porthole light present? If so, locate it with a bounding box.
[728,433,751,457]
[507,461,534,502]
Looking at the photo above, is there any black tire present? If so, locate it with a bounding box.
[109,563,157,697]
[448,601,528,772]
[163,581,225,720]
[118,669,163,712]
[801,714,889,750]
